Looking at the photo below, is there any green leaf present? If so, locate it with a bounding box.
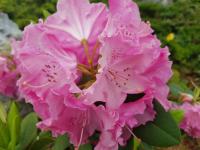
[79,144,92,150]
[134,101,181,147]
[7,116,21,150]
[170,109,184,125]
[0,120,9,148]
[38,131,52,139]
[138,142,154,150]
[17,113,38,149]
[52,134,69,150]
[194,86,200,101]
[42,9,51,19]
[133,137,141,150]
[0,147,6,150]
[0,102,7,123]
[29,138,54,150]
[7,102,21,150]
[169,70,192,98]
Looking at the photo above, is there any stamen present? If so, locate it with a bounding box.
[125,125,142,148]
[77,125,84,149]
[77,113,88,149]
[78,63,90,70]
[108,70,116,79]
[91,41,100,65]
[116,72,129,81]
[77,64,93,76]
[22,81,50,88]
[81,39,92,67]
[107,69,129,83]
[125,125,138,139]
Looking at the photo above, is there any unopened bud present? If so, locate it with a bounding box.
[180,93,193,102]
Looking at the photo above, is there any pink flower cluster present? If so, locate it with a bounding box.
[0,56,18,97]
[12,0,172,149]
[179,102,200,138]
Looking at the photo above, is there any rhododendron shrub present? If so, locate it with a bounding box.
[12,0,181,149]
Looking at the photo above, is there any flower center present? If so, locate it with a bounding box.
[77,39,100,89]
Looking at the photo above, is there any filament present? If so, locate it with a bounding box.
[22,81,50,88]
[82,39,92,67]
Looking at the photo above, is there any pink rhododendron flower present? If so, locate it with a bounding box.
[84,0,172,110]
[179,102,200,138]
[84,36,171,110]
[95,91,155,150]
[13,23,79,101]
[12,0,172,148]
[0,56,18,97]
[44,0,108,65]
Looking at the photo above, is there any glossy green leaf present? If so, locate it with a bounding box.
[0,120,9,148]
[7,116,21,150]
[138,142,154,150]
[7,102,21,150]
[17,113,38,149]
[79,144,92,150]
[134,137,141,150]
[0,102,7,123]
[38,131,52,139]
[170,109,184,125]
[42,9,51,19]
[29,138,54,150]
[52,134,69,150]
[134,101,181,147]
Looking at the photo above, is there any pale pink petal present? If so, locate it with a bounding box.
[84,73,126,109]
[46,0,108,41]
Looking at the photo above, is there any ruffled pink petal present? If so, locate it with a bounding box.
[179,102,200,138]
[46,0,108,41]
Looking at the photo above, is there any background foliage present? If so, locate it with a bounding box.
[0,0,57,28]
